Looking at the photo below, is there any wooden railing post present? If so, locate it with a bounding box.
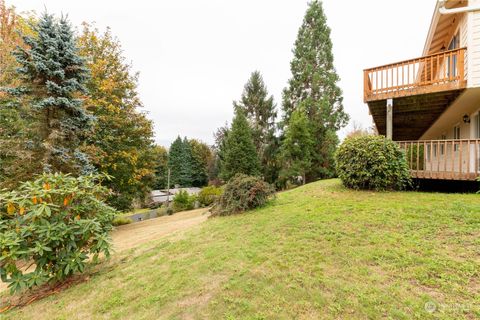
[459,48,465,81]
[363,70,369,102]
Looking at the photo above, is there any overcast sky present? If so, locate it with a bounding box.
[8,0,436,147]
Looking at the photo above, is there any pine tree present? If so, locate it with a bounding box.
[13,13,93,174]
[282,0,349,180]
[168,136,193,187]
[280,106,314,185]
[221,110,260,180]
[234,71,278,183]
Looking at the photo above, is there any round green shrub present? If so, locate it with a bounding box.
[172,190,196,212]
[197,186,223,207]
[0,173,116,294]
[213,174,275,216]
[335,135,411,191]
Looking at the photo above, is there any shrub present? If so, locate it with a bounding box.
[172,190,196,212]
[197,186,223,207]
[213,174,275,216]
[0,173,116,294]
[335,135,411,191]
[112,216,132,226]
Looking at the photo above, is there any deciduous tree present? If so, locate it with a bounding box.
[78,24,156,210]
[189,139,213,187]
[0,1,37,189]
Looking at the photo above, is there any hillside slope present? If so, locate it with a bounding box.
[5,179,480,319]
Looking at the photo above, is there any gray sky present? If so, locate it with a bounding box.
[8,0,436,147]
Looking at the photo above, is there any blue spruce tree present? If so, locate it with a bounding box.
[13,13,94,174]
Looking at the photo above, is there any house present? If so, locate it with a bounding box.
[149,188,201,205]
[150,190,172,204]
[364,0,480,181]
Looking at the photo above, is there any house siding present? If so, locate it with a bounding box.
[469,9,480,86]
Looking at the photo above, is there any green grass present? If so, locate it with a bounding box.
[4,179,480,319]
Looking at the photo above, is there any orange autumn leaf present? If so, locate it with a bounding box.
[32,196,38,204]
[63,197,69,206]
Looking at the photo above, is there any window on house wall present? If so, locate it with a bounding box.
[440,134,446,155]
[447,33,460,77]
[454,125,460,151]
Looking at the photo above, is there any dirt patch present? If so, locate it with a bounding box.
[112,208,210,252]
[0,208,210,294]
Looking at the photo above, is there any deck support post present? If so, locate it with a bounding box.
[386,98,393,139]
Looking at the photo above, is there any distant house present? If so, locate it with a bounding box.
[150,187,201,205]
[150,190,172,204]
[364,0,480,181]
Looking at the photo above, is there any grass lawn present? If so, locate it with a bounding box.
[3,179,480,319]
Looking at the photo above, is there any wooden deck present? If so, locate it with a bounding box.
[364,48,468,141]
[364,48,467,102]
[398,139,480,181]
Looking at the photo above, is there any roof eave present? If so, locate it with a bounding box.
[422,1,443,56]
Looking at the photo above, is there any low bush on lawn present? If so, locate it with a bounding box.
[173,190,196,212]
[197,186,223,207]
[0,173,116,294]
[112,216,132,226]
[335,135,411,191]
[213,174,275,216]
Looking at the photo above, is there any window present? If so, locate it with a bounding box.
[475,114,480,139]
[440,134,446,155]
[454,125,460,151]
[447,33,460,77]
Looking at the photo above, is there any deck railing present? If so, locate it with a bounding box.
[364,47,466,102]
[397,139,480,180]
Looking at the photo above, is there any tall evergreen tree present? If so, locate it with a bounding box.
[282,1,349,180]
[168,136,193,187]
[13,13,94,174]
[280,106,314,185]
[234,71,278,183]
[221,110,260,180]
